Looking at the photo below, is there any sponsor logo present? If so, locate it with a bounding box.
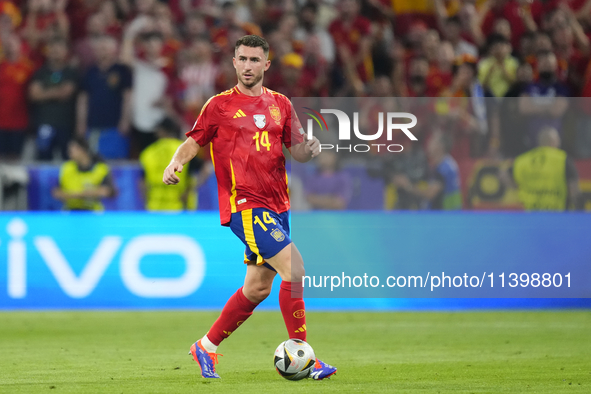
[294,324,307,333]
[233,109,246,118]
[270,228,285,242]
[237,198,247,205]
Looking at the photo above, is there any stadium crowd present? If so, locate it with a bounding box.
[0,0,590,211]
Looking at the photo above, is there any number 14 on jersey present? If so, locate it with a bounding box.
[253,131,271,151]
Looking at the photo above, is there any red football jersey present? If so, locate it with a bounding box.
[187,86,304,225]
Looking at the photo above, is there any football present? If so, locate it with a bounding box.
[273,339,316,380]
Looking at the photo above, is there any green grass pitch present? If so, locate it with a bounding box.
[1,310,589,393]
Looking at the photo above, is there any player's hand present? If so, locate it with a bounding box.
[163,161,183,185]
[305,135,321,158]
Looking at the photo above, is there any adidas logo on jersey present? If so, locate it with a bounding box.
[233,109,246,118]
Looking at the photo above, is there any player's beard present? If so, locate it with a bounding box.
[238,71,263,88]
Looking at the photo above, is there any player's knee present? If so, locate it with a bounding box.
[244,284,272,303]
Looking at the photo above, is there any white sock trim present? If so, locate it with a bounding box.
[200,335,218,353]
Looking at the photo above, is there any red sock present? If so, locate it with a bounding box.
[206,287,258,346]
[279,281,307,341]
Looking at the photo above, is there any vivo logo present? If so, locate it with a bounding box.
[2,218,205,299]
[302,108,418,153]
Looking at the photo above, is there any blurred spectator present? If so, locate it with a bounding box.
[76,34,132,159]
[305,150,353,210]
[394,131,462,210]
[387,140,428,210]
[52,137,116,211]
[0,33,34,160]
[210,1,262,55]
[21,0,69,66]
[519,51,569,149]
[0,1,21,43]
[420,29,440,65]
[478,33,518,97]
[505,62,534,97]
[183,10,208,45]
[480,0,538,50]
[441,15,478,58]
[28,36,78,161]
[152,1,181,78]
[329,0,374,95]
[72,12,106,71]
[517,31,536,62]
[428,40,454,96]
[175,36,218,129]
[406,56,431,97]
[120,16,171,155]
[440,56,488,158]
[512,127,580,210]
[268,52,305,97]
[293,2,335,64]
[99,0,122,39]
[500,62,534,158]
[492,18,512,42]
[549,7,590,92]
[139,118,205,211]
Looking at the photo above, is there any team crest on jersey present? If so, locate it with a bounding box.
[270,228,285,242]
[269,105,281,125]
[253,114,266,129]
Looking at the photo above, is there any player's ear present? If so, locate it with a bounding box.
[264,59,271,71]
[232,57,237,69]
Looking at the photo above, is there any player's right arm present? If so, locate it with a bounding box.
[163,138,201,185]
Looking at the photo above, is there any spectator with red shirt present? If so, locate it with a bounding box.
[329,0,374,95]
[20,0,69,66]
[0,32,34,159]
[428,40,455,96]
[548,7,590,93]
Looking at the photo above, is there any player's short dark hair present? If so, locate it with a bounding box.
[235,35,269,57]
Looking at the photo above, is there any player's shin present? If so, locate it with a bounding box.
[204,286,259,350]
[279,281,307,341]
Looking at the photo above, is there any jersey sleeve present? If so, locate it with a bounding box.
[186,97,220,146]
[282,98,305,149]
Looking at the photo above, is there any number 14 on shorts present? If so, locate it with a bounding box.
[254,211,276,231]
